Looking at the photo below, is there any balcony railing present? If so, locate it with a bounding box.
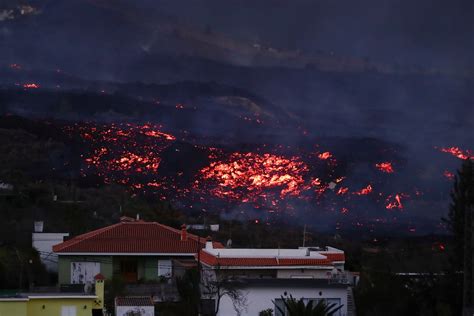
[124,282,180,302]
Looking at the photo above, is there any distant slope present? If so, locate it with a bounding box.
[1,0,470,78]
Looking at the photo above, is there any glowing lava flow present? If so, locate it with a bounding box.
[63,121,422,222]
[439,147,473,160]
[354,184,373,195]
[65,123,175,187]
[386,194,403,210]
[197,152,309,203]
[318,151,332,160]
[375,162,394,173]
[23,83,40,89]
[443,170,455,181]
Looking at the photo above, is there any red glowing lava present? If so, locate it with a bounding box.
[375,162,394,173]
[197,152,308,203]
[65,122,175,186]
[63,121,424,221]
[337,187,349,195]
[386,194,403,210]
[318,151,332,160]
[439,147,473,160]
[23,83,40,89]
[354,184,373,195]
[443,170,455,181]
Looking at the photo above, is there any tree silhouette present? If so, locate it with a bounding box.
[443,159,474,315]
[274,294,343,316]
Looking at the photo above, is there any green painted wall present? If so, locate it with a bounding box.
[0,301,27,316]
[58,255,180,283]
[144,257,158,280]
[58,255,113,284]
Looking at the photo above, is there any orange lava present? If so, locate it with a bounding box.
[443,170,455,181]
[386,194,403,210]
[354,184,373,195]
[198,152,309,203]
[23,83,40,89]
[65,122,175,186]
[318,151,332,160]
[375,162,394,173]
[439,147,473,160]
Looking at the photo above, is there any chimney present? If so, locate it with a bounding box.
[180,224,187,241]
[205,236,213,250]
[34,221,44,233]
[94,274,106,310]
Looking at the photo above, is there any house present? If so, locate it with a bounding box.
[32,221,69,272]
[198,240,353,316]
[0,274,104,316]
[53,217,223,300]
[115,296,154,316]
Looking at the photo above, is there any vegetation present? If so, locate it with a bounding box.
[258,308,273,316]
[175,269,201,316]
[443,159,474,314]
[274,294,343,316]
[444,159,474,271]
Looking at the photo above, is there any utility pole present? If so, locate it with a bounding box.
[14,248,23,290]
[197,233,204,316]
[302,224,307,247]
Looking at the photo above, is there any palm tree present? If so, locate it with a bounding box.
[274,294,343,316]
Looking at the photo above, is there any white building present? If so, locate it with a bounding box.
[31,221,69,272]
[115,296,155,316]
[199,241,354,316]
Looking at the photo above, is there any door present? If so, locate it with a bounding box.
[120,259,138,283]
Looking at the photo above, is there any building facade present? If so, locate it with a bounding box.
[0,274,104,316]
[53,217,223,301]
[199,241,352,316]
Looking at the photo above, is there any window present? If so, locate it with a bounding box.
[71,262,100,284]
[158,259,172,278]
[61,306,77,316]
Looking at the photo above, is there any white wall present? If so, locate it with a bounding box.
[32,233,69,272]
[217,285,348,316]
[71,262,100,284]
[276,269,330,279]
[116,306,154,316]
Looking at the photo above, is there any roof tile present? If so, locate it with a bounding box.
[115,296,154,306]
[198,250,343,267]
[53,222,220,254]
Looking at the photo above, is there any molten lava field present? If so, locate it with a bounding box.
[57,121,473,234]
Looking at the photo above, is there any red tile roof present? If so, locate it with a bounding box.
[198,250,344,267]
[115,296,154,306]
[323,252,345,262]
[94,273,106,280]
[53,221,223,254]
